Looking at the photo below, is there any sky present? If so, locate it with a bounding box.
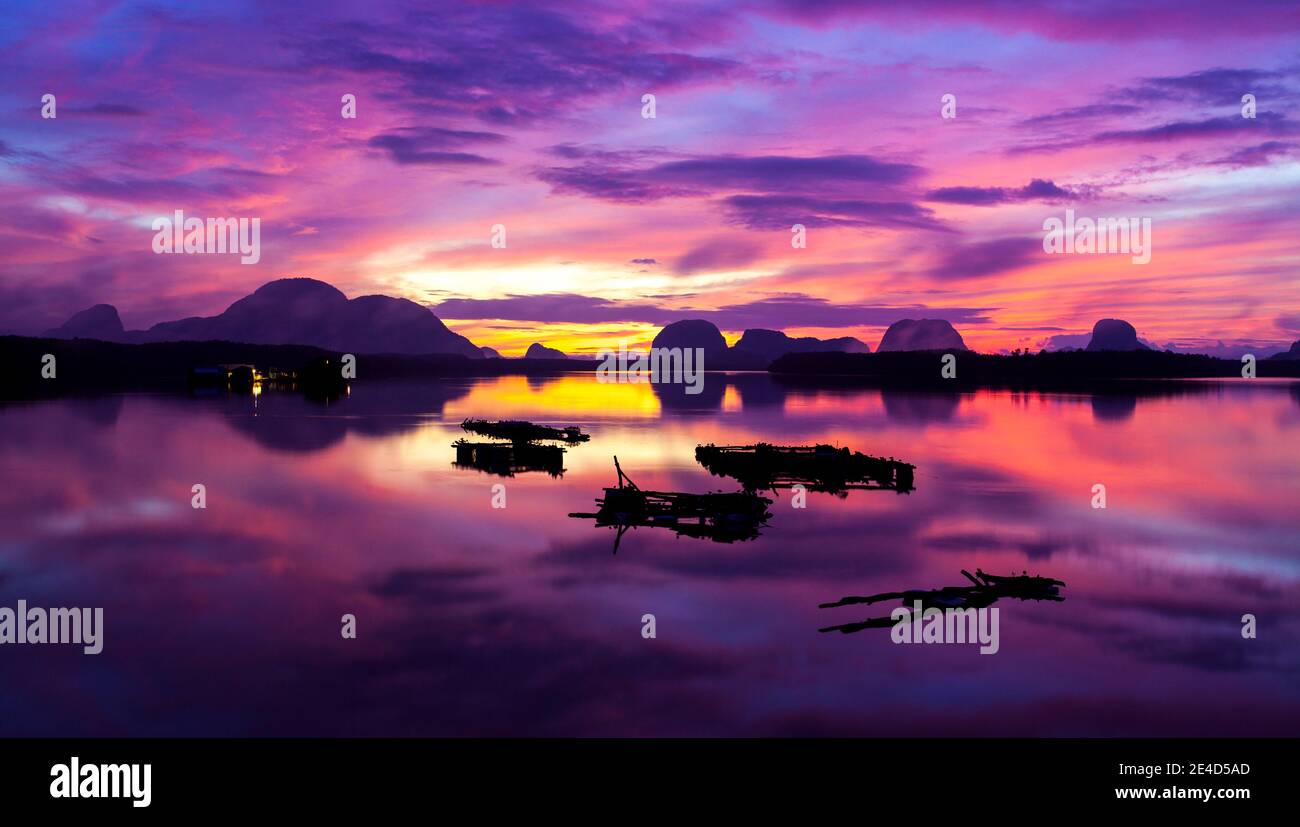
[1,0,1298,356]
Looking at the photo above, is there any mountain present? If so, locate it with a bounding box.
[59,278,482,357]
[1086,318,1149,352]
[646,319,869,369]
[1269,340,1300,360]
[480,346,503,358]
[651,319,730,359]
[733,328,870,360]
[43,304,125,342]
[876,319,968,352]
[524,342,566,359]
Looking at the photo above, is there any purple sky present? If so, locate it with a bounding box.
[1,0,1298,354]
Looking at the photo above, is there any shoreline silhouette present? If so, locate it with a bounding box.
[6,332,1298,401]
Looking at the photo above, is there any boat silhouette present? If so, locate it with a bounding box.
[695,443,915,495]
[818,569,1066,634]
[569,457,773,552]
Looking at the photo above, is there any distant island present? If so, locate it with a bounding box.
[6,277,1300,397]
[524,342,568,359]
[768,349,1300,390]
[40,277,481,358]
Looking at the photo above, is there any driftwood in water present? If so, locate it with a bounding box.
[569,457,773,552]
[818,569,1066,634]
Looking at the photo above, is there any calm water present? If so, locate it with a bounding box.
[2,374,1298,736]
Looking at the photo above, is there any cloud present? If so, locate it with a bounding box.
[546,144,665,164]
[536,163,689,202]
[532,153,943,231]
[706,296,990,329]
[924,237,1041,280]
[1093,112,1299,144]
[1,0,1297,355]
[292,6,738,125]
[723,194,946,231]
[752,0,1300,42]
[925,178,1084,206]
[650,154,923,191]
[923,531,1080,560]
[1276,314,1300,335]
[0,139,281,206]
[1013,112,1300,154]
[61,103,147,117]
[0,281,102,334]
[0,205,84,241]
[538,152,929,211]
[1210,141,1296,168]
[673,238,762,274]
[434,291,990,330]
[435,294,673,325]
[1041,332,1092,351]
[367,127,505,166]
[369,566,500,605]
[1122,67,1291,106]
[58,172,270,205]
[1021,103,1144,127]
[629,258,658,265]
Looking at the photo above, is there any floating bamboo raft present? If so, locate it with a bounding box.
[461,418,590,444]
[695,443,915,494]
[452,439,565,478]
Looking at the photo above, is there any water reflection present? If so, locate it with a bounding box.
[1,374,1297,736]
[1090,394,1137,422]
[216,378,473,452]
[695,443,915,495]
[569,457,773,551]
[819,568,1066,634]
[651,376,727,411]
[453,440,566,478]
[880,390,961,423]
